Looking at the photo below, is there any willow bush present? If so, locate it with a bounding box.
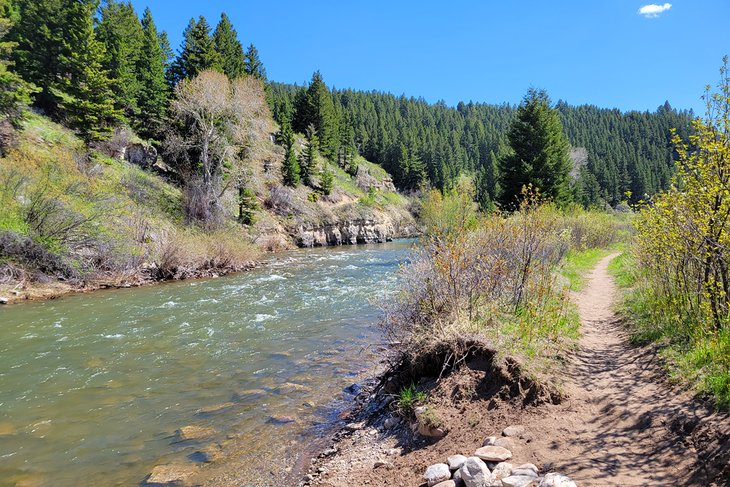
[632,58,730,407]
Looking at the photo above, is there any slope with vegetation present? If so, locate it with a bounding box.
[0,0,414,301]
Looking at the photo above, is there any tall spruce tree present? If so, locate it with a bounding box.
[11,0,67,112]
[96,0,144,120]
[498,88,572,209]
[243,43,265,80]
[136,7,169,138]
[300,123,319,186]
[61,0,122,141]
[0,0,34,130]
[280,117,300,187]
[213,13,245,79]
[168,16,222,86]
[294,71,338,161]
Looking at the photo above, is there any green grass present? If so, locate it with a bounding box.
[609,250,730,410]
[561,247,612,291]
[396,383,426,415]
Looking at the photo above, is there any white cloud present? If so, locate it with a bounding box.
[638,3,672,18]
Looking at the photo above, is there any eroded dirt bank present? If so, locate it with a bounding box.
[303,255,729,487]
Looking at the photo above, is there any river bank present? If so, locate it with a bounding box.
[301,255,730,487]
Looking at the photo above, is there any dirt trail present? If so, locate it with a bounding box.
[307,254,728,487]
[524,253,711,485]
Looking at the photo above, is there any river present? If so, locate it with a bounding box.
[0,240,414,487]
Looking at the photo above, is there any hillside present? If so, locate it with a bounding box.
[0,112,415,302]
[269,82,694,206]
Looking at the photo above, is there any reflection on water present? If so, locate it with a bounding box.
[0,240,413,486]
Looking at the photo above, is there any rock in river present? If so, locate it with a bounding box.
[424,463,451,486]
[195,402,235,415]
[174,425,215,442]
[143,464,197,486]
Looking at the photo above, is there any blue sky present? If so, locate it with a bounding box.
[137,0,728,114]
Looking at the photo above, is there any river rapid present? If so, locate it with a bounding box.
[0,240,414,486]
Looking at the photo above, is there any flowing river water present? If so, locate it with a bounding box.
[0,240,414,487]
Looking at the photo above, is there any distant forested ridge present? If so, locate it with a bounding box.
[269,81,693,206]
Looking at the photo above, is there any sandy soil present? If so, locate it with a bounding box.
[305,254,729,487]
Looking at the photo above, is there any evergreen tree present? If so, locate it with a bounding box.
[213,13,245,79]
[237,184,258,225]
[294,71,339,161]
[96,0,143,120]
[135,7,169,138]
[168,16,222,86]
[61,0,122,142]
[243,43,265,80]
[337,116,357,174]
[11,0,67,112]
[0,0,34,130]
[320,162,334,195]
[498,88,572,209]
[300,123,319,186]
[280,118,300,186]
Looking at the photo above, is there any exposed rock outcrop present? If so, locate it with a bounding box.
[296,218,417,247]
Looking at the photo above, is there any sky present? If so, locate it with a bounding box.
[138,0,729,114]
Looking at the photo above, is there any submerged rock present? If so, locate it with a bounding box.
[195,402,235,415]
[174,425,215,442]
[267,415,296,425]
[143,464,197,486]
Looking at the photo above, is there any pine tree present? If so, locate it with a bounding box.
[96,0,144,120]
[320,162,334,195]
[243,43,266,80]
[338,116,357,174]
[168,16,222,86]
[61,0,122,142]
[237,184,258,225]
[135,7,169,139]
[294,71,338,161]
[498,88,572,210]
[0,0,34,130]
[213,13,245,79]
[11,0,67,112]
[280,118,300,187]
[300,123,319,186]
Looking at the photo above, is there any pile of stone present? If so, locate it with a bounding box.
[423,426,577,487]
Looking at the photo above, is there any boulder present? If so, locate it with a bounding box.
[494,437,513,449]
[143,464,197,486]
[482,436,497,446]
[448,454,468,471]
[539,473,577,487]
[124,143,157,169]
[415,406,447,438]
[502,475,539,487]
[474,445,512,462]
[424,463,451,486]
[433,481,461,487]
[512,464,539,477]
[491,462,513,480]
[0,296,8,304]
[174,425,215,442]
[383,416,400,429]
[502,425,526,438]
[459,457,498,487]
